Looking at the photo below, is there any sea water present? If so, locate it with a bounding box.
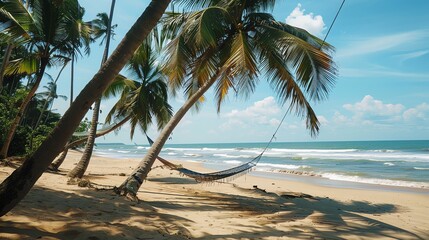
[93,140,429,189]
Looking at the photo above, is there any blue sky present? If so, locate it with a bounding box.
[48,0,429,144]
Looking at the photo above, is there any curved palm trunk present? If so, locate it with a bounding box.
[49,147,69,171]
[0,58,49,159]
[118,73,219,198]
[0,0,171,217]
[0,44,13,91]
[67,0,116,180]
[49,115,130,171]
[67,98,101,178]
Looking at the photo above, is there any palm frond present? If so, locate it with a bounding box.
[256,23,336,101]
[162,36,192,95]
[222,30,259,97]
[102,74,137,99]
[0,0,34,44]
[5,55,39,75]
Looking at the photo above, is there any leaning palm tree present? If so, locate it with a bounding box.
[67,31,173,179]
[0,0,91,159]
[0,0,171,216]
[117,0,337,199]
[66,0,117,180]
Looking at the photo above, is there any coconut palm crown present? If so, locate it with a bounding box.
[105,33,173,139]
[162,0,337,136]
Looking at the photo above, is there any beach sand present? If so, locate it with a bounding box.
[1,150,428,239]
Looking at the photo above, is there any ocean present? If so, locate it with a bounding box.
[93,140,429,190]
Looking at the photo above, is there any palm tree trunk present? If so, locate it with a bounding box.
[117,73,219,198]
[67,98,101,179]
[50,115,130,171]
[49,147,69,171]
[66,0,116,180]
[0,44,13,91]
[70,54,74,106]
[0,0,171,217]
[0,57,49,159]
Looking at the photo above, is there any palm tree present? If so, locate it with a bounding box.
[106,36,173,140]
[52,10,119,171]
[0,0,172,216]
[67,38,173,179]
[66,0,117,180]
[0,0,91,159]
[117,0,337,199]
[34,61,69,130]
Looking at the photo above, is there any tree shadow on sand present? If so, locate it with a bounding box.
[138,181,426,239]
[0,186,193,239]
[1,177,427,239]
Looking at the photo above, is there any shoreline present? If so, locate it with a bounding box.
[98,152,429,194]
[1,150,428,239]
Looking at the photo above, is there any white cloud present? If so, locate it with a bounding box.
[318,115,329,126]
[403,103,429,121]
[223,96,281,128]
[343,95,404,117]
[337,30,429,58]
[285,4,325,36]
[333,111,348,124]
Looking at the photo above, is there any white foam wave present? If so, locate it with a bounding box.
[321,173,429,189]
[270,148,359,153]
[167,152,177,155]
[263,151,429,162]
[384,162,395,166]
[136,146,149,149]
[414,167,429,170]
[223,160,243,165]
[256,163,309,170]
[117,150,130,153]
[213,153,253,159]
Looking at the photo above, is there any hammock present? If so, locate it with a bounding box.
[147,135,262,182]
[157,154,260,182]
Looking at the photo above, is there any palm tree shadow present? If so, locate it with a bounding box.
[139,181,424,239]
[1,180,426,239]
[0,186,193,239]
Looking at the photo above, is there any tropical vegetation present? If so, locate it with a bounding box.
[0,0,337,219]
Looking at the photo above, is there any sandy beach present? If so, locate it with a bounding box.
[1,150,428,239]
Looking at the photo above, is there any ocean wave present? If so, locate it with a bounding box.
[136,146,149,149]
[370,149,397,153]
[256,163,310,170]
[223,160,243,165]
[212,153,253,159]
[184,153,201,157]
[270,148,359,153]
[321,173,429,189]
[117,150,130,153]
[414,167,429,170]
[263,151,429,162]
[384,162,395,166]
